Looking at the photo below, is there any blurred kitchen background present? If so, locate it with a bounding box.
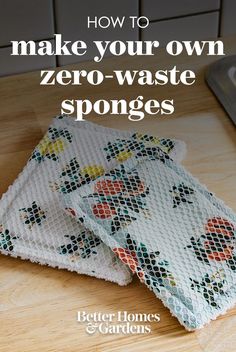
[0,0,235,77]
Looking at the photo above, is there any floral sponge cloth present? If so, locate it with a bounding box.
[0,115,186,285]
[62,150,236,330]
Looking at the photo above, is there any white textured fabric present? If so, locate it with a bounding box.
[0,116,185,285]
[62,151,236,330]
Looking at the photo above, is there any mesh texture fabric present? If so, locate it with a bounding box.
[0,116,185,285]
[62,150,236,330]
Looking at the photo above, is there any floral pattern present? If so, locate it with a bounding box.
[50,157,105,194]
[58,231,102,259]
[83,165,150,234]
[0,225,17,252]
[31,127,72,162]
[190,269,228,308]
[169,183,195,208]
[19,201,47,229]
[113,234,176,290]
[186,217,236,271]
[64,207,85,225]
[104,133,172,164]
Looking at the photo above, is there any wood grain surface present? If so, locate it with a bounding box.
[0,36,235,352]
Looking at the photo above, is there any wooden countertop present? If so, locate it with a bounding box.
[0,36,235,352]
